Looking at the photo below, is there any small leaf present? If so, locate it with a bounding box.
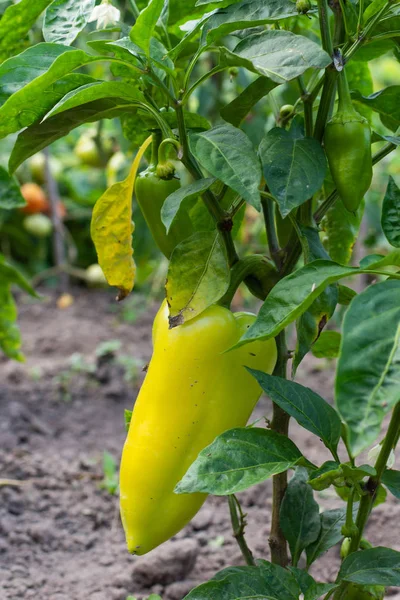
[161,178,216,233]
[304,583,338,600]
[306,508,348,566]
[220,77,277,127]
[91,136,152,300]
[382,469,400,499]
[248,370,341,455]
[43,0,96,46]
[351,87,400,132]
[312,331,341,359]
[338,547,400,586]
[0,167,26,210]
[220,30,331,84]
[280,468,321,566]
[130,0,164,56]
[175,427,302,496]
[189,124,262,210]
[382,176,400,248]
[166,231,230,326]
[184,560,300,600]
[308,461,342,491]
[336,279,400,455]
[259,129,327,217]
[124,409,133,433]
[0,286,24,362]
[338,285,357,306]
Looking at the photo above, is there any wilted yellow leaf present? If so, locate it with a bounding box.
[91,136,152,301]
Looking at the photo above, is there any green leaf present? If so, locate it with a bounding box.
[91,137,151,300]
[363,0,387,21]
[166,231,230,327]
[336,279,400,455]
[0,43,102,138]
[351,86,400,132]
[236,257,400,348]
[161,178,216,233]
[0,286,24,361]
[44,81,144,119]
[130,0,164,55]
[304,583,338,600]
[0,166,26,209]
[175,427,302,496]
[288,567,315,595]
[293,226,337,373]
[124,409,133,433]
[248,370,341,455]
[338,285,357,306]
[280,468,321,566]
[0,256,37,296]
[0,256,37,361]
[220,76,277,127]
[0,43,74,105]
[308,461,342,491]
[306,508,347,566]
[43,0,96,45]
[184,560,300,600]
[202,0,305,43]
[382,469,400,499]
[382,176,400,248]
[9,99,133,172]
[311,331,341,359]
[259,129,327,217]
[189,124,262,210]
[338,547,400,586]
[0,0,53,63]
[220,30,331,84]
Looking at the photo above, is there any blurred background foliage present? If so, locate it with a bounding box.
[0,0,399,308]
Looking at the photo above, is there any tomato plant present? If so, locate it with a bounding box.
[1,0,400,598]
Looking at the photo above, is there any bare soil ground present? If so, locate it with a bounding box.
[1,289,399,600]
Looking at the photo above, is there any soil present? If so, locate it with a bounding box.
[1,288,399,600]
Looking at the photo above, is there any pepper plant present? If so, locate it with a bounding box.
[1,0,400,598]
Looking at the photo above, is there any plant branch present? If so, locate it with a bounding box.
[174,101,239,265]
[269,330,290,567]
[348,402,400,554]
[260,194,282,270]
[228,495,256,566]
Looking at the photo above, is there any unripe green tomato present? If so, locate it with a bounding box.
[86,264,107,286]
[75,135,102,167]
[28,153,62,183]
[23,214,53,238]
[297,0,311,13]
[334,583,385,599]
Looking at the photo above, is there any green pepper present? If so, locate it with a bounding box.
[324,70,372,213]
[135,132,193,258]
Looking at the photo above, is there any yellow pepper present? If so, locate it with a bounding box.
[120,300,277,555]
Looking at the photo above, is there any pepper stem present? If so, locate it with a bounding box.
[150,131,162,166]
[337,69,355,114]
[158,137,180,166]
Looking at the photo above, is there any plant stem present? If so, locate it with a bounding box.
[174,101,239,265]
[261,196,282,270]
[269,331,290,567]
[318,0,334,55]
[345,2,391,61]
[218,255,274,307]
[228,495,256,566]
[313,67,338,142]
[348,402,400,554]
[127,0,140,17]
[298,75,314,137]
[44,148,68,293]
